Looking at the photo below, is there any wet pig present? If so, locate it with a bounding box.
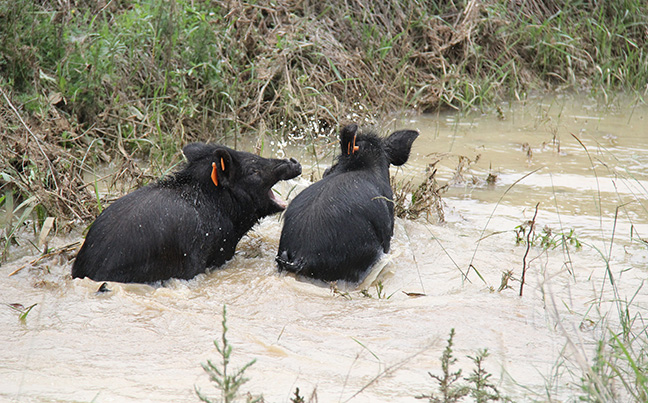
[72,143,302,283]
[276,124,418,283]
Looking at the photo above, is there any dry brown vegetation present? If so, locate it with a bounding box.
[1,0,647,224]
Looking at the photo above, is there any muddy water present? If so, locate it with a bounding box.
[2,96,647,402]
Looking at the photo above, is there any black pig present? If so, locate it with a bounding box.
[72,143,301,283]
[276,124,418,283]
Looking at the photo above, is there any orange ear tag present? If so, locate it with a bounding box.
[211,162,218,186]
[352,135,359,154]
[347,136,360,155]
[220,157,225,171]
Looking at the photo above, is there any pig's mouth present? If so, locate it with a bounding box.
[265,158,301,211]
[268,188,288,210]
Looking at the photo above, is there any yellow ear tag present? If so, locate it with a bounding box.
[211,162,218,187]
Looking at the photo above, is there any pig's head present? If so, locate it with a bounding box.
[181,143,302,218]
[326,124,419,176]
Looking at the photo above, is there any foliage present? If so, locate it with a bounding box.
[465,350,506,403]
[360,280,393,299]
[290,387,305,403]
[577,309,648,402]
[1,191,37,260]
[2,0,647,141]
[1,0,647,227]
[514,222,582,250]
[196,305,261,403]
[417,328,509,402]
[394,162,447,223]
[419,328,470,402]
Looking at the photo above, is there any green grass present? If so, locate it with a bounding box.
[1,190,38,261]
[3,0,647,148]
[6,302,38,324]
[1,0,647,228]
[554,283,648,402]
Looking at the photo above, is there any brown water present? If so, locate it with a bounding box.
[2,95,647,402]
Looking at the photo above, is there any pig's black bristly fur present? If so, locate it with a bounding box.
[72,143,301,283]
[277,124,418,283]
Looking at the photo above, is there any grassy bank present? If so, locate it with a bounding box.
[1,0,647,224]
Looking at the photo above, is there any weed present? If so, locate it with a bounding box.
[1,191,38,261]
[196,305,261,403]
[330,283,352,300]
[468,168,542,284]
[394,162,447,223]
[2,0,648,225]
[418,329,509,402]
[1,86,99,227]
[576,296,648,402]
[497,270,515,293]
[7,303,37,324]
[578,340,618,402]
[8,240,80,277]
[394,152,487,225]
[465,350,507,402]
[374,281,387,299]
[360,280,393,299]
[514,223,582,251]
[417,328,470,402]
[513,203,584,296]
[290,387,305,403]
[519,203,539,297]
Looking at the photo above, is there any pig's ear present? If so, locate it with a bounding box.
[209,149,234,187]
[182,143,210,162]
[384,130,419,166]
[340,124,360,156]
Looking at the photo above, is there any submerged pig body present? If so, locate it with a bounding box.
[72,143,301,283]
[277,124,418,283]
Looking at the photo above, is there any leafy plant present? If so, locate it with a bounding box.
[2,0,648,226]
[196,305,261,403]
[514,222,582,251]
[465,350,507,403]
[418,329,508,402]
[417,328,470,402]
